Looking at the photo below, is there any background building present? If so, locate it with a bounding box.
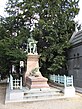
[68,30,82,87]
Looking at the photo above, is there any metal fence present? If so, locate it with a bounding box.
[49,74,73,88]
[9,74,22,90]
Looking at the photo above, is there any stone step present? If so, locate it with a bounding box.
[24,88,62,99]
[5,85,64,103]
[24,92,61,98]
[24,88,61,95]
[24,87,61,93]
[23,90,64,102]
[23,95,64,102]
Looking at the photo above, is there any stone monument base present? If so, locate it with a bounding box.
[10,90,24,100]
[64,87,75,97]
[26,76,49,89]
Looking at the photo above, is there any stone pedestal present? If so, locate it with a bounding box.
[25,54,40,76]
[64,87,75,97]
[24,54,41,85]
[26,76,49,89]
[24,54,49,89]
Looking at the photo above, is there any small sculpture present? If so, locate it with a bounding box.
[27,37,38,54]
[29,68,42,77]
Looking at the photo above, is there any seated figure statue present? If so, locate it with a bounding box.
[29,67,42,77]
[27,37,38,54]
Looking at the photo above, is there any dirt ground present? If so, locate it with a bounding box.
[1,83,82,109]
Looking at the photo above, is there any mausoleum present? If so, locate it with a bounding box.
[68,30,82,87]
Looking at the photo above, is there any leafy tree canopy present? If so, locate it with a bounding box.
[0,0,80,77]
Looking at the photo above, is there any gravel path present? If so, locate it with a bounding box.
[0,84,82,109]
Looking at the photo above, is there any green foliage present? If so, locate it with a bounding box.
[31,0,79,74]
[0,16,29,77]
[0,0,80,77]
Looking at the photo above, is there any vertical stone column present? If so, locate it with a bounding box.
[24,54,40,85]
[26,54,40,75]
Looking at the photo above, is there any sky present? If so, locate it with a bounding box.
[0,0,82,25]
[0,0,8,17]
[74,0,82,25]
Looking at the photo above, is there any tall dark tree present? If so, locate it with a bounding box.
[17,0,79,75]
[0,2,30,77]
[2,0,79,77]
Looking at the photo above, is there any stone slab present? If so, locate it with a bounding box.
[5,85,80,104]
[26,76,49,89]
[25,54,40,76]
[9,90,24,100]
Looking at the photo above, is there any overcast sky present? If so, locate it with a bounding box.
[0,0,7,17]
[0,0,82,25]
[74,0,82,25]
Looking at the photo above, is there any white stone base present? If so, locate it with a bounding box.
[10,90,24,100]
[64,87,75,97]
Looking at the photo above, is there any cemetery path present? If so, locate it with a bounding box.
[0,83,82,109]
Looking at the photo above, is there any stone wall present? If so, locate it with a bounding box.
[68,44,82,87]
